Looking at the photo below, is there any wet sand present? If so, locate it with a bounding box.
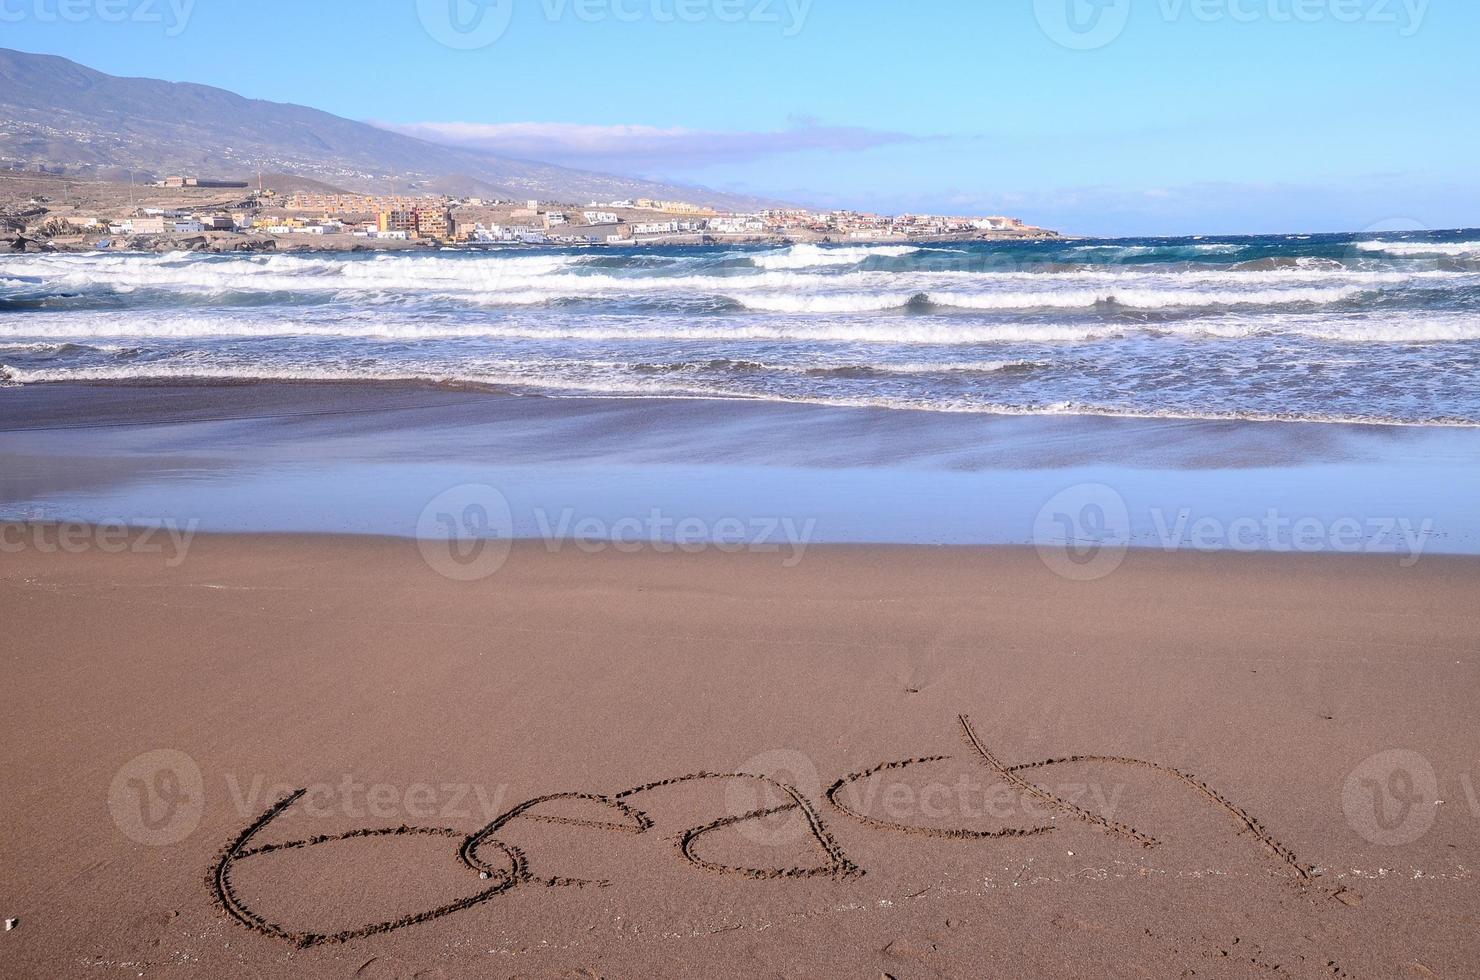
[2,532,1478,978]
[3,383,1478,553]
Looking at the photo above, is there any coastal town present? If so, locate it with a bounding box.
[1,170,1058,252]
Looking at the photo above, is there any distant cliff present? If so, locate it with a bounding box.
[0,47,776,210]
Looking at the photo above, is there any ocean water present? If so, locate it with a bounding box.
[2,230,1479,426]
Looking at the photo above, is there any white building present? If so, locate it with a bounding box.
[470,224,511,243]
[631,221,680,236]
[708,217,765,234]
[970,216,1022,231]
[584,211,619,225]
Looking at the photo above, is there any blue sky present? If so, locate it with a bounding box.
[5,0,1478,235]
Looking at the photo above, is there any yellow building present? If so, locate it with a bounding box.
[377,210,418,234]
[414,209,451,238]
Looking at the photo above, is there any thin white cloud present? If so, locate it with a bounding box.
[374,119,925,170]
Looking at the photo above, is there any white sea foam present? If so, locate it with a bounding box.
[1194,316,1480,343]
[749,244,922,269]
[11,306,1477,345]
[0,310,1127,343]
[7,361,1472,427]
[733,292,919,313]
[1064,242,1240,256]
[4,246,1474,426]
[9,249,1459,315]
[4,250,1469,315]
[735,285,1366,313]
[1355,240,1480,257]
[821,360,1039,374]
[938,285,1369,309]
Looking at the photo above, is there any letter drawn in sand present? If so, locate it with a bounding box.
[210,713,1320,947]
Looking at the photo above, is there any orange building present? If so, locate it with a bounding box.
[414,209,452,238]
[377,210,418,234]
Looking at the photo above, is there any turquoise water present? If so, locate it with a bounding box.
[2,231,1479,425]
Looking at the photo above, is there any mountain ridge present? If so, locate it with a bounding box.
[0,47,778,209]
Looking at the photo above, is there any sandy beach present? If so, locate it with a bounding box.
[4,4,1478,974]
[2,530,1478,977]
[2,383,1478,977]
[6,0,1480,968]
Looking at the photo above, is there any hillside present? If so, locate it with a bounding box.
[0,48,775,209]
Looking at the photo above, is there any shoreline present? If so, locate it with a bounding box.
[17,226,1062,256]
[3,382,1478,556]
[6,373,1480,430]
[21,229,1064,254]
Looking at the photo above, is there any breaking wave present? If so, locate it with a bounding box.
[3,230,1479,425]
[1355,240,1480,257]
[748,243,923,269]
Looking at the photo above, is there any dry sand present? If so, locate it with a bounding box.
[2,532,1477,977]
